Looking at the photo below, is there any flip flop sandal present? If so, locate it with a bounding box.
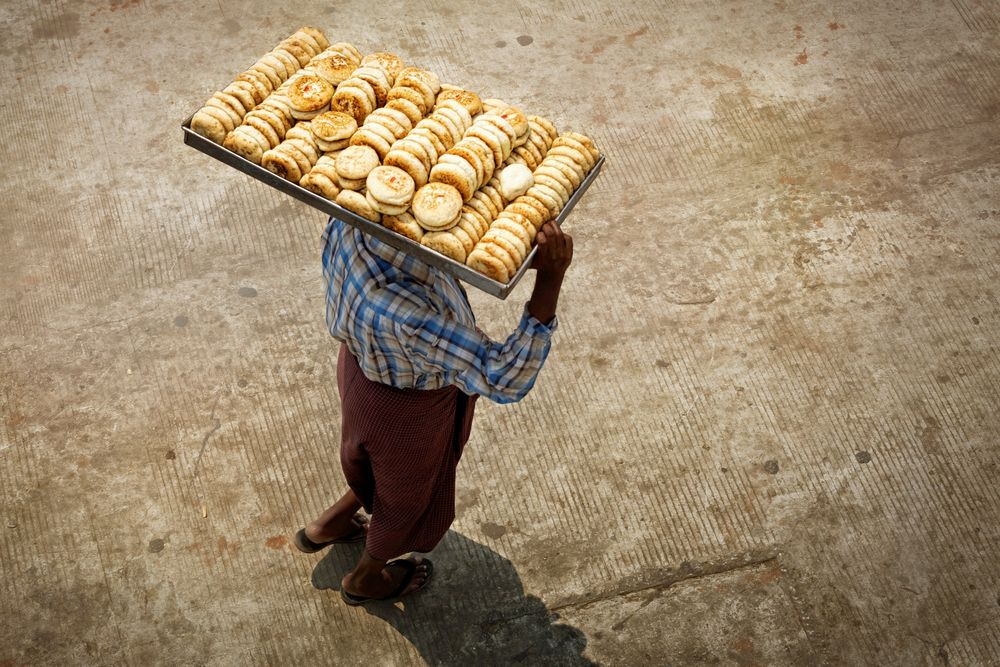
[293,516,367,553]
[340,557,434,606]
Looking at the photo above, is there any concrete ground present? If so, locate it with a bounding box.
[2,0,999,664]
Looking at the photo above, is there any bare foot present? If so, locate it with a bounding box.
[342,556,431,600]
[305,513,368,544]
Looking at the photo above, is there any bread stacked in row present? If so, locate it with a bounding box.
[383,99,473,195]
[466,131,599,282]
[505,115,558,170]
[191,27,330,144]
[221,40,362,164]
[260,121,321,182]
[423,106,528,205]
[330,52,403,124]
[350,68,442,160]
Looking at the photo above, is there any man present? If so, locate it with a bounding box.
[294,216,573,605]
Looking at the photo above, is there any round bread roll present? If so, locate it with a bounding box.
[480,240,518,275]
[436,90,482,117]
[499,164,534,201]
[386,98,423,125]
[315,137,350,153]
[422,231,467,262]
[411,183,463,231]
[383,211,424,242]
[336,189,381,222]
[299,171,340,200]
[191,109,227,144]
[384,148,429,188]
[309,54,356,85]
[336,145,380,180]
[361,52,404,81]
[337,175,366,191]
[366,191,410,216]
[430,159,476,201]
[288,74,334,112]
[261,146,302,180]
[467,247,510,283]
[366,165,416,207]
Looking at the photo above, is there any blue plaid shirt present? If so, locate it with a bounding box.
[321,218,557,404]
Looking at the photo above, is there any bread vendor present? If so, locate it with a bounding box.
[293,215,573,605]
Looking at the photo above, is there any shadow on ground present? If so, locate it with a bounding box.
[311,531,594,665]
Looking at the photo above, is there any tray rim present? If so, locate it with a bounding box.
[181,113,604,299]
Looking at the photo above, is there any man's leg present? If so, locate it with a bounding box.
[304,489,366,542]
[342,551,430,599]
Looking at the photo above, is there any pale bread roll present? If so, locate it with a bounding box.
[300,171,340,200]
[467,247,509,283]
[366,165,415,207]
[383,212,424,242]
[336,189,381,222]
[412,183,463,231]
[191,109,227,144]
[261,145,302,180]
[499,164,534,201]
[336,145,380,180]
[435,89,482,116]
[361,52,404,81]
[384,148,429,187]
[309,54,355,85]
[366,191,410,216]
[422,231,467,263]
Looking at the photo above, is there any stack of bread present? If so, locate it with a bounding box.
[197,33,601,284]
[330,145,383,222]
[423,105,526,203]
[350,68,441,160]
[192,27,330,145]
[330,52,401,124]
[260,122,321,182]
[222,39,362,164]
[506,115,558,169]
[465,131,598,282]
[383,99,472,191]
[365,166,416,216]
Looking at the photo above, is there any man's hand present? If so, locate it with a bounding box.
[532,221,574,279]
[527,222,573,324]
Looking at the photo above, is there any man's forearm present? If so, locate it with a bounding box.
[527,272,564,324]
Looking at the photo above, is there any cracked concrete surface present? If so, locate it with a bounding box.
[2,0,1000,665]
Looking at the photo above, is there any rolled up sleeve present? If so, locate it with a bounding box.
[396,304,558,404]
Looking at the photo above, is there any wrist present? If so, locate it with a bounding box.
[535,268,566,285]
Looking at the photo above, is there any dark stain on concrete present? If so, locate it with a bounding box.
[516,35,534,46]
[148,538,165,553]
[495,40,507,48]
[166,450,176,460]
[795,49,809,66]
[32,12,81,39]
[174,315,189,327]
[482,522,507,539]
[625,26,649,44]
[919,416,942,452]
[764,460,780,474]
[794,25,804,40]
[855,451,872,464]
[972,316,980,325]
[238,286,258,298]
[236,378,248,388]
[655,359,671,369]
[829,21,844,30]
[265,535,288,549]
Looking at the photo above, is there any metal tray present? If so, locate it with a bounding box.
[181,115,604,299]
